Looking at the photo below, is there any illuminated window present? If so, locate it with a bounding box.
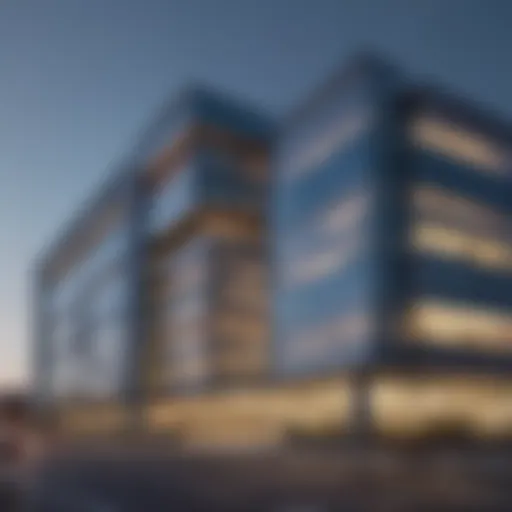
[410,115,506,174]
[412,224,512,271]
[372,375,512,438]
[405,299,512,352]
[411,185,512,272]
[412,185,504,236]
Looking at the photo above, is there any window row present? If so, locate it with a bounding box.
[410,114,507,176]
[405,299,512,353]
[412,185,509,239]
[372,375,512,438]
[412,223,512,273]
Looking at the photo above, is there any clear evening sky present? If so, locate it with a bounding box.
[0,0,511,387]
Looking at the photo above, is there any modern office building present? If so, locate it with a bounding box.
[34,54,512,447]
[33,87,274,436]
[274,54,512,441]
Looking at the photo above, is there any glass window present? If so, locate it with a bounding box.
[166,240,210,390]
[279,310,373,374]
[278,144,372,230]
[91,272,127,320]
[280,103,372,182]
[169,318,209,389]
[410,185,512,273]
[410,115,506,175]
[404,299,512,353]
[51,318,76,399]
[152,166,194,233]
[199,150,261,210]
[412,185,507,237]
[88,226,126,277]
[275,137,375,376]
[412,224,512,272]
[372,375,512,439]
[87,322,125,398]
[210,238,268,380]
[169,239,207,297]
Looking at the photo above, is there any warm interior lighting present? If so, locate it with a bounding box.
[411,115,505,173]
[372,375,512,438]
[405,299,512,352]
[411,185,512,271]
[145,377,350,445]
[412,223,512,271]
[201,213,261,240]
[412,185,507,239]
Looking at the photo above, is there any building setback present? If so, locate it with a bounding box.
[34,54,512,446]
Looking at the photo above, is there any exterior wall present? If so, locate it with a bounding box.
[144,89,273,399]
[402,101,512,363]
[36,88,273,423]
[209,235,268,385]
[151,162,196,235]
[150,149,264,237]
[197,147,264,214]
[273,61,403,377]
[34,171,149,412]
[153,226,268,395]
[164,237,211,392]
[36,58,512,445]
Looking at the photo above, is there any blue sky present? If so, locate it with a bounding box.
[0,0,511,387]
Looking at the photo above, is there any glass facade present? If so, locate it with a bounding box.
[152,165,195,234]
[275,97,376,375]
[210,238,268,383]
[198,149,263,212]
[35,59,512,447]
[151,148,264,235]
[165,238,210,391]
[158,233,268,392]
[46,220,130,401]
[405,111,512,354]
